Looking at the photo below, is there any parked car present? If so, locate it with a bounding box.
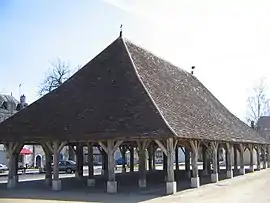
[43,160,77,174]
[0,164,8,173]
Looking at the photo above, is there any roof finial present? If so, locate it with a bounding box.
[191,66,195,75]
[119,24,123,38]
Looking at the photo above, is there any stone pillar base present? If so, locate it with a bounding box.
[139,179,147,188]
[226,170,233,179]
[166,181,177,195]
[107,181,117,193]
[45,177,52,185]
[257,166,261,171]
[239,168,245,175]
[52,180,62,191]
[211,173,218,183]
[7,178,16,189]
[87,178,95,187]
[249,166,254,172]
[190,177,200,188]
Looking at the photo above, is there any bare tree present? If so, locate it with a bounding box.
[38,58,71,96]
[38,58,80,160]
[246,78,270,126]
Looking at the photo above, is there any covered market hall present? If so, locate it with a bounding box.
[0,34,269,195]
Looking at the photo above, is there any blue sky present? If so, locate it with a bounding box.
[1,0,270,121]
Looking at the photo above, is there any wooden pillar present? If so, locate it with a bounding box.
[42,144,52,186]
[190,140,200,188]
[137,140,149,188]
[129,147,134,172]
[147,145,153,171]
[52,141,60,190]
[175,147,179,171]
[256,145,261,171]
[185,147,191,178]
[217,148,220,173]
[267,145,270,168]
[75,143,84,180]
[248,144,254,172]
[239,144,245,175]
[120,146,127,173]
[44,141,66,191]
[152,147,156,170]
[163,152,167,171]
[202,145,207,176]
[210,142,219,183]
[226,143,233,178]
[166,138,176,194]
[107,140,116,193]
[45,153,52,185]
[87,143,95,187]
[14,152,19,183]
[233,145,238,171]
[6,142,22,189]
[99,140,122,193]
[101,149,108,175]
[262,146,267,169]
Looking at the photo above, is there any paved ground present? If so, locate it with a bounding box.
[0,168,269,203]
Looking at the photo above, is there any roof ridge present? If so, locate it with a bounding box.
[122,37,190,76]
[121,37,177,137]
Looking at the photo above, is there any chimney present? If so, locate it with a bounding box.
[251,121,255,129]
[20,94,26,106]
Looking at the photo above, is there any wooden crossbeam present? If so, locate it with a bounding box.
[154,140,167,156]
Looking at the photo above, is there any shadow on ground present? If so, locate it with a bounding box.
[0,169,251,203]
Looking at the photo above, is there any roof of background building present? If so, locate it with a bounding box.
[0,36,266,143]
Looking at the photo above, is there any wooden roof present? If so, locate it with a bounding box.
[0,36,267,144]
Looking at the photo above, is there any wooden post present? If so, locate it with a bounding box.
[163,152,167,171]
[190,140,200,188]
[99,140,122,193]
[248,144,254,172]
[87,143,95,187]
[239,144,245,175]
[217,148,220,173]
[42,144,52,186]
[147,145,153,171]
[137,140,150,188]
[202,145,207,176]
[129,147,134,172]
[226,143,233,178]
[233,145,238,171]
[75,143,84,180]
[166,138,176,194]
[267,145,270,168]
[210,142,219,183]
[256,145,261,171]
[120,146,127,173]
[175,147,179,171]
[6,142,21,189]
[185,147,191,178]
[48,141,66,190]
[262,146,267,169]
[52,141,60,190]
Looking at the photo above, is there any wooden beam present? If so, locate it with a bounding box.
[46,142,53,153]
[154,140,167,156]
[173,139,178,150]
[98,141,108,154]
[57,142,67,154]
[113,141,123,152]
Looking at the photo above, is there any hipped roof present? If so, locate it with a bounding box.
[0,36,266,144]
